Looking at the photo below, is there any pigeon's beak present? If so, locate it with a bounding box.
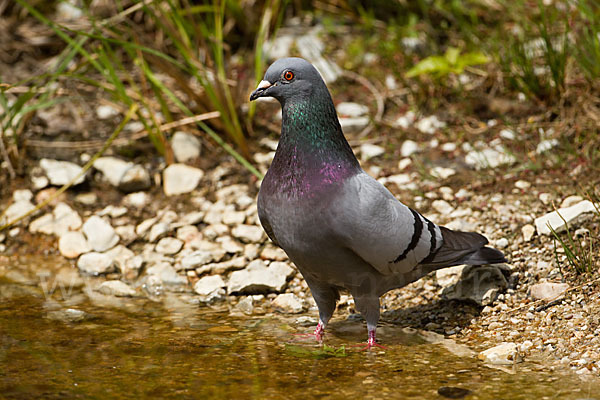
[249,80,273,101]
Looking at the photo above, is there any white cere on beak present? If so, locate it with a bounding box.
[257,80,272,89]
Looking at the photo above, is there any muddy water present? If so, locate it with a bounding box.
[0,256,598,399]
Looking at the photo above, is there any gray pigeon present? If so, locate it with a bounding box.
[250,57,506,349]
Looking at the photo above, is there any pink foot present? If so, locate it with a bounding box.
[293,321,325,342]
[352,330,388,351]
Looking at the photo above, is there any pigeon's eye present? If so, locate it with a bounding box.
[283,71,294,81]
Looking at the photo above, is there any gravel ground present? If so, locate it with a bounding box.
[1,130,599,380]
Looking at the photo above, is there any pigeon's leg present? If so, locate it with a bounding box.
[296,280,339,342]
[352,295,386,350]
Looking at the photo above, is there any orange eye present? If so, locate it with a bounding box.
[284,71,294,81]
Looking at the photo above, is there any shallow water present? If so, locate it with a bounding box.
[1,256,598,399]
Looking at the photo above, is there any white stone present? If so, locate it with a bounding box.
[58,231,91,259]
[123,192,150,208]
[435,265,466,287]
[233,296,254,315]
[495,238,509,249]
[98,280,136,297]
[194,275,225,296]
[146,262,187,286]
[148,222,170,243]
[534,200,598,235]
[29,202,82,237]
[271,293,304,314]
[180,250,215,269]
[398,158,412,170]
[77,252,114,275]
[440,142,457,152]
[3,200,36,225]
[561,195,583,208]
[82,215,119,252]
[232,225,265,243]
[536,138,558,154]
[430,167,456,180]
[163,164,204,196]
[31,175,49,190]
[340,116,370,134]
[441,265,508,306]
[260,245,288,261]
[478,342,518,365]
[104,245,140,275]
[155,237,183,255]
[13,189,33,202]
[521,224,535,242]
[432,199,455,214]
[227,259,292,294]
[539,193,552,205]
[499,129,515,140]
[336,102,369,117]
[93,157,150,192]
[465,145,516,170]
[171,131,201,162]
[74,192,97,206]
[394,111,416,129]
[530,282,569,301]
[40,158,85,186]
[400,140,419,157]
[515,180,531,189]
[96,104,119,119]
[416,115,446,134]
[360,143,385,162]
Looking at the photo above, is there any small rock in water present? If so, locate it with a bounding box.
[530,282,569,301]
[271,293,304,314]
[233,296,254,315]
[58,231,91,259]
[437,387,472,399]
[194,275,226,303]
[82,215,119,252]
[98,280,136,297]
[163,164,204,196]
[478,342,518,365]
[40,158,85,186]
[145,262,187,286]
[171,131,201,162]
[47,308,90,323]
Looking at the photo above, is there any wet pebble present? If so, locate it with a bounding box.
[98,280,136,297]
[271,293,304,314]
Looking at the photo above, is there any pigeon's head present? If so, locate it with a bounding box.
[250,57,324,104]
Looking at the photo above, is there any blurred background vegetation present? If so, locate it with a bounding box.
[0,0,599,180]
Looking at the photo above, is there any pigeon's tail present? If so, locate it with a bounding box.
[421,226,507,268]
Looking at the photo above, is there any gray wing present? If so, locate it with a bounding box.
[328,172,443,275]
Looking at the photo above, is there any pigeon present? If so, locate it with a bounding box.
[250,57,507,349]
